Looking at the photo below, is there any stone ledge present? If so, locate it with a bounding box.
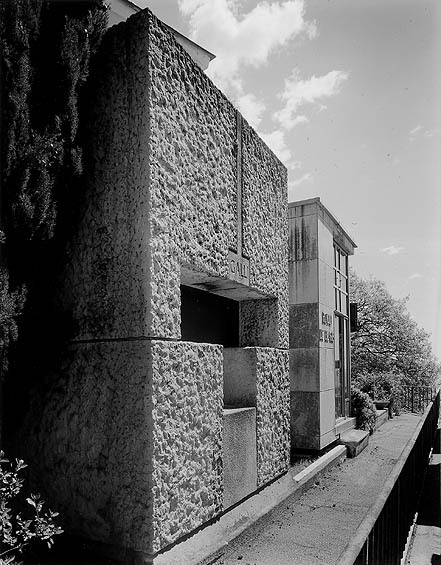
[340,429,370,458]
[335,416,357,437]
[375,409,389,430]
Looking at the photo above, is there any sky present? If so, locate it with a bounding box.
[136,0,440,359]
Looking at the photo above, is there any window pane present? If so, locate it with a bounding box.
[341,294,347,316]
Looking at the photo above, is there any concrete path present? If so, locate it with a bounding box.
[202,413,422,565]
[407,428,441,565]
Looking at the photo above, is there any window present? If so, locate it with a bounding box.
[334,245,348,316]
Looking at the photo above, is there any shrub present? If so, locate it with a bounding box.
[351,387,377,434]
[0,267,26,380]
[353,371,405,415]
[0,451,63,564]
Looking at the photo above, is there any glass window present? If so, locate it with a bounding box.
[334,244,349,315]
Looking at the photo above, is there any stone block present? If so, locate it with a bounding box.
[320,388,336,436]
[224,348,257,407]
[224,348,290,487]
[288,214,318,262]
[57,8,289,348]
[254,348,290,486]
[223,408,257,508]
[291,433,321,451]
[289,347,320,392]
[290,391,320,442]
[319,428,337,450]
[289,303,319,348]
[318,302,335,350]
[317,218,334,267]
[319,347,335,392]
[318,261,335,311]
[20,340,224,556]
[150,341,224,551]
[289,260,318,304]
[339,429,369,458]
[239,298,280,348]
[375,409,389,430]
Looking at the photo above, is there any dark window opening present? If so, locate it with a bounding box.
[180,285,239,347]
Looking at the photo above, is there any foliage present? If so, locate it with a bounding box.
[0,0,108,240]
[0,266,26,378]
[352,371,405,415]
[0,451,63,565]
[350,268,441,387]
[351,387,377,434]
[0,0,108,379]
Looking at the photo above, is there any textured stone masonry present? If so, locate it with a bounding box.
[20,7,290,560]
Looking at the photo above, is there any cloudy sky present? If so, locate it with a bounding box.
[137,0,440,359]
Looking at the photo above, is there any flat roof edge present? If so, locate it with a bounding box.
[164,23,216,61]
[290,196,357,250]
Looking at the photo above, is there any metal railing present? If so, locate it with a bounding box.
[338,389,440,565]
[400,386,438,413]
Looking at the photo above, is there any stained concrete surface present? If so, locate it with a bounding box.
[201,413,422,565]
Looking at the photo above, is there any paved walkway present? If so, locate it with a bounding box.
[202,413,423,565]
[407,427,441,565]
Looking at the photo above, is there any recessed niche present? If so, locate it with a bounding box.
[180,285,239,347]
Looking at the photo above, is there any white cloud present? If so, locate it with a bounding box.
[236,93,266,129]
[288,114,309,128]
[178,0,316,96]
[275,68,349,129]
[409,124,423,136]
[409,273,423,280]
[289,172,313,188]
[424,129,437,138]
[409,124,437,140]
[259,129,303,171]
[380,245,405,256]
[259,129,293,165]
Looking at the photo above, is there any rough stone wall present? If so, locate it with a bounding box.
[242,122,289,349]
[20,341,154,553]
[148,11,288,340]
[22,7,290,559]
[20,340,224,556]
[255,348,290,485]
[58,21,152,341]
[150,341,223,551]
[240,298,279,348]
[58,9,288,344]
[148,14,237,338]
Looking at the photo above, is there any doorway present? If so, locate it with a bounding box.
[334,314,349,418]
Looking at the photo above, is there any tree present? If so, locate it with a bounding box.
[349,268,440,387]
[0,0,108,382]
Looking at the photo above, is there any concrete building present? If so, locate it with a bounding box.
[289,197,357,451]
[21,7,289,563]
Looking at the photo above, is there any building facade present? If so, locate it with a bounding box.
[20,8,290,562]
[289,198,356,451]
